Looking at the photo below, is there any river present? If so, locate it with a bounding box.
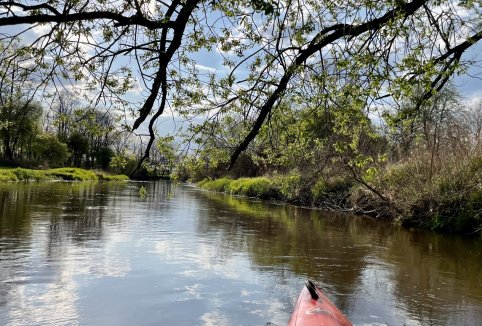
[0,181,481,325]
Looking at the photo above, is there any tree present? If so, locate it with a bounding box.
[67,132,89,167]
[383,86,467,177]
[64,108,116,168]
[0,93,43,161]
[32,133,70,167]
[1,0,482,170]
[47,92,78,142]
[0,41,44,161]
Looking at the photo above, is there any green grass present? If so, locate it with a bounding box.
[0,167,129,182]
[198,177,280,200]
[0,169,18,182]
[45,168,98,181]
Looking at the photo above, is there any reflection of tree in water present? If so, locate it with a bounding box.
[192,191,388,311]
[192,190,482,323]
[0,183,35,239]
[115,181,176,211]
[45,182,114,258]
[0,182,127,245]
[384,231,482,325]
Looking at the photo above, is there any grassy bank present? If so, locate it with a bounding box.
[198,177,281,200]
[0,167,129,182]
[198,159,482,236]
[354,156,482,235]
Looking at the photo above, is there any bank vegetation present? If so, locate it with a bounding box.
[2,1,482,235]
[186,87,482,236]
[0,167,129,182]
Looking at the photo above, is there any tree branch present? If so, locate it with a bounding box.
[228,0,428,168]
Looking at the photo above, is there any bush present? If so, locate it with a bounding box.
[46,168,98,181]
[198,177,280,200]
[13,168,48,181]
[272,171,302,201]
[32,134,70,168]
[0,169,18,181]
[361,156,482,234]
[200,177,232,192]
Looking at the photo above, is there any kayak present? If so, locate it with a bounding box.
[288,280,352,326]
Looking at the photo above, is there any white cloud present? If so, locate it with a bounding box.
[195,64,217,73]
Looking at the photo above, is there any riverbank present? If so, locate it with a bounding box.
[197,159,482,236]
[0,167,129,182]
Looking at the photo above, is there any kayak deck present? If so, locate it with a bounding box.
[288,280,352,326]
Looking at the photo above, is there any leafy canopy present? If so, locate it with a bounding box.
[0,0,481,168]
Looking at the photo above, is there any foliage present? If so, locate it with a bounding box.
[110,152,136,173]
[67,132,89,167]
[353,155,482,234]
[198,177,232,193]
[44,168,98,181]
[32,134,70,168]
[12,168,48,181]
[96,146,114,170]
[0,169,20,182]
[199,177,281,200]
[0,167,127,182]
[0,96,43,161]
[138,186,147,198]
[1,0,481,167]
[311,175,353,205]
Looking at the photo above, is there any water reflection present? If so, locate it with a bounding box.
[0,181,480,326]
[194,191,482,325]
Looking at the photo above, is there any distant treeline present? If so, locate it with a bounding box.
[0,88,175,179]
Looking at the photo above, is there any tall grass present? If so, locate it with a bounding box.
[356,155,482,234]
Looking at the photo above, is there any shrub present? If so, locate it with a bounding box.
[45,168,98,181]
[198,177,280,200]
[13,168,48,181]
[0,169,18,181]
[241,177,279,199]
[272,171,302,201]
[204,177,232,192]
[0,167,129,183]
[362,156,482,234]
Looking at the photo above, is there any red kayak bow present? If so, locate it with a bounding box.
[288,280,352,326]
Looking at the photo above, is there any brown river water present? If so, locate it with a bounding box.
[0,181,481,325]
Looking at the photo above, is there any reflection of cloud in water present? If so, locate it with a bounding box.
[2,228,131,325]
[6,257,80,326]
[154,240,244,279]
[88,235,131,278]
[184,283,203,300]
[153,235,290,325]
[200,311,229,326]
[244,297,287,325]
